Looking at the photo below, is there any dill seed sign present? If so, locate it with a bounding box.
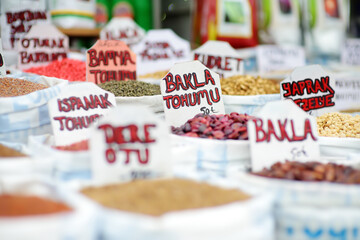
[160,60,225,127]
[48,82,116,146]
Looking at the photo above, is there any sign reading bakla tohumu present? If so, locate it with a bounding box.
[160,60,225,127]
[86,40,136,84]
[280,65,336,116]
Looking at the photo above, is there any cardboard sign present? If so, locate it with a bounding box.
[17,23,68,70]
[280,65,336,116]
[341,38,360,66]
[0,39,6,76]
[334,74,360,111]
[100,17,145,46]
[132,29,191,76]
[86,40,137,84]
[48,82,116,146]
[248,100,320,172]
[160,60,225,127]
[90,104,172,184]
[256,45,305,73]
[0,5,48,50]
[192,40,244,78]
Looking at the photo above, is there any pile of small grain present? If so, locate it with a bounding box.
[0,77,48,97]
[81,178,250,216]
[138,70,169,79]
[98,80,161,97]
[316,112,360,138]
[221,75,280,95]
[0,144,26,157]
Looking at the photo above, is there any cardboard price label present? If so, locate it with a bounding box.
[280,65,336,116]
[248,100,320,172]
[341,39,360,66]
[0,39,6,77]
[256,45,305,73]
[160,60,225,127]
[100,17,145,46]
[334,74,360,111]
[90,104,172,184]
[192,40,244,78]
[48,82,116,146]
[17,23,68,70]
[132,29,191,76]
[86,40,137,84]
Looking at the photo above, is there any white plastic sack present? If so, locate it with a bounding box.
[28,135,91,182]
[49,0,95,29]
[171,134,250,176]
[276,205,360,240]
[115,95,164,113]
[223,94,280,114]
[83,177,274,240]
[0,74,67,143]
[0,176,98,240]
[319,136,360,160]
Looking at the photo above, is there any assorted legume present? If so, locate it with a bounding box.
[0,77,48,97]
[253,160,360,184]
[0,144,26,157]
[0,194,72,216]
[24,58,86,82]
[221,75,280,95]
[98,80,161,97]
[172,112,253,140]
[81,178,250,216]
[316,112,360,138]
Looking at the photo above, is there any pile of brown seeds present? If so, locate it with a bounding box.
[221,75,280,95]
[316,112,360,138]
[0,77,48,97]
[81,178,250,216]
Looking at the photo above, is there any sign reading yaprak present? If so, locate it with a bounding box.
[86,40,136,84]
[48,82,116,146]
[280,65,336,116]
[17,23,68,69]
[192,40,244,78]
[160,60,225,127]
[248,100,320,172]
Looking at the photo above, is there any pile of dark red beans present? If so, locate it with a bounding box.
[171,112,253,140]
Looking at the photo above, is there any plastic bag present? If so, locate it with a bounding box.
[49,0,96,29]
[0,74,68,143]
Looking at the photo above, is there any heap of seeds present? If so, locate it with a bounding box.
[81,178,250,216]
[138,70,169,79]
[221,75,280,95]
[97,80,161,97]
[0,144,27,157]
[0,77,48,97]
[316,112,360,138]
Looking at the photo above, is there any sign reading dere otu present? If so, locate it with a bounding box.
[86,40,136,84]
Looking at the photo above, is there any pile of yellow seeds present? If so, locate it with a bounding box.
[316,112,360,138]
[221,75,280,95]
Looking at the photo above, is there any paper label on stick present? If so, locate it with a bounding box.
[132,29,191,76]
[192,40,244,78]
[341,39,360,66]
[334,74,360,111]
[248,100,320,172]
[256,45,305,73]
[86,40,137,84]
[48,82,116,146]
[90,105,172,184]
[280,65,336,116]
[160,60,225,127]
[0,39,6,77]
[16,23,68,70]
[100,17,145,46]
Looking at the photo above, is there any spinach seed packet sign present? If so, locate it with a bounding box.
[0,39,6,76]
[248,100,320,172]
[90,104,172,184]
[160,60,225,127]
[280,65,336,116]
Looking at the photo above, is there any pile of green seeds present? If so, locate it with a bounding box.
[98,80,161,97]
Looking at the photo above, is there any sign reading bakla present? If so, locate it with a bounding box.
[280,65,336,116]
[86,40,136,84]
[160,61,225,127]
